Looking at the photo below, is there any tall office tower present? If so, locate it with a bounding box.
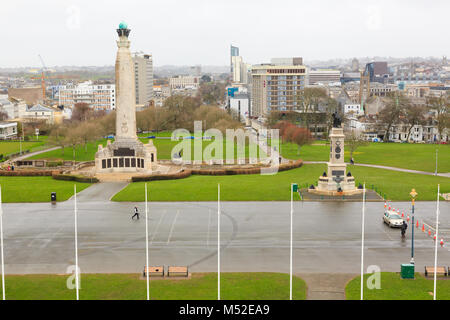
[230,45,239,73]
[231,56,243,83]
[251,58,306,117]
[352,58,359,72]
[133,53,153,105]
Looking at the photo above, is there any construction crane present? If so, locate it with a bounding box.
[31,54,79,99]
[30,54,48,98]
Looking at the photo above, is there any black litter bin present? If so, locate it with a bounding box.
[51,192,56,202]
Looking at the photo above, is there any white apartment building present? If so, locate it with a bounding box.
[133,53,153,105]
[0,122,18,140]
[153,85,171,107]
[58,81,116,111]
[388,124,448,143]
[307,69,341,85]
[0,95,27,119]
[169,76,200,90]
[344,103,363,116]
[251,58,307,117]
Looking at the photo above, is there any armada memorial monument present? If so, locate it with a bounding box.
[308,112,362,196]
[95,22,157,173]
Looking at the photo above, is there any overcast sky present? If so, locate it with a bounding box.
[1,0,449,67]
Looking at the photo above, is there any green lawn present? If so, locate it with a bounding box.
[279,141,450,173]
[346,272,450,300]
[112,164,449,202]
[28,139,108,162]
[31,136,265,162]
[0,177,92,202]
[0,273,307,300]
[0,137,48,157]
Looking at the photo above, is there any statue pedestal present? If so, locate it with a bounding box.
[95,139,157,173]
[309,127,362,196]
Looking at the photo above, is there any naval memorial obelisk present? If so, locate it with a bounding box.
[95,22,157,173]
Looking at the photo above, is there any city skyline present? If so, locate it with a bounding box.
[1,0,450,68]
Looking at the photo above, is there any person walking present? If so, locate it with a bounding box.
[401,220,408,238]
[132,206,140,220]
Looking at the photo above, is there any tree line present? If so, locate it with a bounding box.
[44,93,241,159]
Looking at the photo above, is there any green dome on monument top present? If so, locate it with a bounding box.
[119,21,128,29]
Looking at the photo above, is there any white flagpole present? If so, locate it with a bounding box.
[0,185,5,300]
[145,183,150,301]
[218,183,220,301]
[433,184,440,300]
[360,183,366,301]
[74,184,79,301]
[290,183,293,300]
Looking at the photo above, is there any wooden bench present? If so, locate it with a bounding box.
[143,266,164,277]
[167,266,189,277]
[424,266,448,277]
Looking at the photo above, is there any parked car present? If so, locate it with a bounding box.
[383,210,404,228]
[146,136,156,139]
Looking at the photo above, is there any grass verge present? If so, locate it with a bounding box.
[0,177,92,202]
[346,272,450,300]
[0,273,306,300]
[112,164,449,202]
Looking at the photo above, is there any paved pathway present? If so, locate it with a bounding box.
[72,181,129,202]
[298,273,356,300]
[303,161,450,178]
[13,146,61,161]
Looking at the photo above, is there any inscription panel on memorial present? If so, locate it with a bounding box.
[113,148,135,157]
[332,170,345,177]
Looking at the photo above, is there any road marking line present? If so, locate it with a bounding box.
[150,210,166,245]
[167,210,180,245]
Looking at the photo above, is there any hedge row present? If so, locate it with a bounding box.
[132,160,303,182]
[0,170,56,176]
[52,174,99,183]
[132,169,192,182]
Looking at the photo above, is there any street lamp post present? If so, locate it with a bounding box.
[410,189,418,264]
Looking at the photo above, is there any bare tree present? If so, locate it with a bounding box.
[377,93,409,141]
[404,104,426,141]
[78,122,101,153]
[345,131,369,160]
[48,124,67,155]
[295,88,328,131]
[427,95,449,142]
[64,126,82,160]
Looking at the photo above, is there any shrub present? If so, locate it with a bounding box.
[47,161,64,167]
[52,173,98,183]
[132,170,192,182]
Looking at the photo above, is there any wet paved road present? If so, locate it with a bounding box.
[1,200,449,275]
